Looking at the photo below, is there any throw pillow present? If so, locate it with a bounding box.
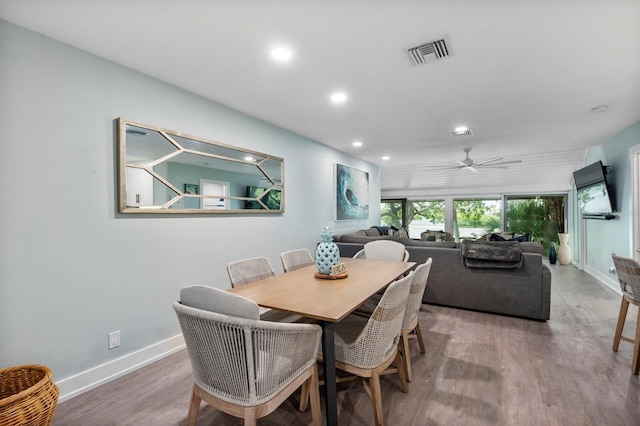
[395,227,409,239]
[489,232,516,241]
[421,229,449,241]
[509,233,530,242]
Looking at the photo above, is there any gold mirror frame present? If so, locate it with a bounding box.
[117,118,284,214]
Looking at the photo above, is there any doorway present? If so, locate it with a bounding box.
[200,179,229,210]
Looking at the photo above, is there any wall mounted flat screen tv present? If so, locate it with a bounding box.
[573,161,615,218]
[245,186,281,210]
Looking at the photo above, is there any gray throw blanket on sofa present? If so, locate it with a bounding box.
[460,240,523,269]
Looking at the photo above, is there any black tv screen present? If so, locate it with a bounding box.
[573,161,607,189]
[245,186,281,210]
[577,181,614,216]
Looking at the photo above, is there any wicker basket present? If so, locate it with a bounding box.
[0,365,59,426]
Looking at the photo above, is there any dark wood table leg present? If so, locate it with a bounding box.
[320,320,338,426]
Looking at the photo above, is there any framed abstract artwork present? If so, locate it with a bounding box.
[335,164,369,220]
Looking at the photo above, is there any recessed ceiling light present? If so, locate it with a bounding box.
[244,156,256,162]
[271,47,292,61]
[382,156,390,161]
[352,141,363,147]
[330,92,347,103]
[454,126,468,133]
[590,105,609,113]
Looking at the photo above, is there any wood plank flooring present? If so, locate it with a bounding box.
[52,263,640,425]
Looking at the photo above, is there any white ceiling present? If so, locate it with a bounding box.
[2,0,639,195]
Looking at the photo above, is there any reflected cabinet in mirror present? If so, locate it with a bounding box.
[117,118,284,214]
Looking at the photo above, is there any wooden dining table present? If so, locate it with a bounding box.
[228,257,416,426]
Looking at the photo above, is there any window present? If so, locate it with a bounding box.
[406,200,445,239]
[381,199,406,229]
[381,199,446,239]
[505,194,565,255]
[453,198,502,241]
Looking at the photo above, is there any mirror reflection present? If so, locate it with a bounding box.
[117,118,284,213]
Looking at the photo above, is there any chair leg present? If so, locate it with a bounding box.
[186,385,201,426]
[415,321,426,354]
[395,351,409,393]
[613,297,629,351]
[308,364,322,426]
[243,408,257,426]
[299,379,310,412]
[400,330,413,382]
[370,372,384,426]
[633,306,640,375]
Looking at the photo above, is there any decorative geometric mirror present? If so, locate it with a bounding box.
[117,118,284,214]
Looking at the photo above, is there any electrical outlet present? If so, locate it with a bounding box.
[108,331,120,350]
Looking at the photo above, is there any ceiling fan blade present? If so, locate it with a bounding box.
[482,160,523,166]
[474,157,503,166]
[464,166,478,172]
[455,160,467,167]
[423,165,461,169]
[478,165,510,169]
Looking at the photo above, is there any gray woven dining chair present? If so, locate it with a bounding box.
[353,240,410,262]
[174,285,323,425]
[310,271,413,426]
[280,248,314,272]
[611,253,640,374]
[227,256,304,322]
[227,256,276,288]
[398,258,432,381]
[353,259,433,382]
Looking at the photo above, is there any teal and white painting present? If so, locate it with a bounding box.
[336,164,369,220]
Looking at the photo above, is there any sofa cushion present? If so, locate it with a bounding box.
[399,238,458,249]
[364,227,382,236]
[341,234,399,244]
[520,241,543,254]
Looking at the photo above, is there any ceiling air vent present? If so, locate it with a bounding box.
[408,36,452,66]
[449,129,473,138]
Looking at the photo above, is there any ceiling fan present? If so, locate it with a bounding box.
[425,147,523,172]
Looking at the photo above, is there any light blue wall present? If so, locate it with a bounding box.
[0,20,379,381]
[583,121,640,276]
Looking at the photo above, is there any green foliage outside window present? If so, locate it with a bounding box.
[380,200,404,229]
[382,196,565,254]
[506,196,564,255]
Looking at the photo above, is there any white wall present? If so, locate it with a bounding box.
[0,19,379,398]
[582,121,640,289]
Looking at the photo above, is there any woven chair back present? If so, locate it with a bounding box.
[345,271,413,369]
[227,256,275,287]
[612,253,640,300]
[174,302,321,406]
[356,240,409,262]
[402,258,433,330]
[281,249,314,272]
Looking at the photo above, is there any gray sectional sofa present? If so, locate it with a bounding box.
[335,237,551,321]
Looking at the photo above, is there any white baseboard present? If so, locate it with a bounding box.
[55,334,185,403]
[583,264,621,296]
